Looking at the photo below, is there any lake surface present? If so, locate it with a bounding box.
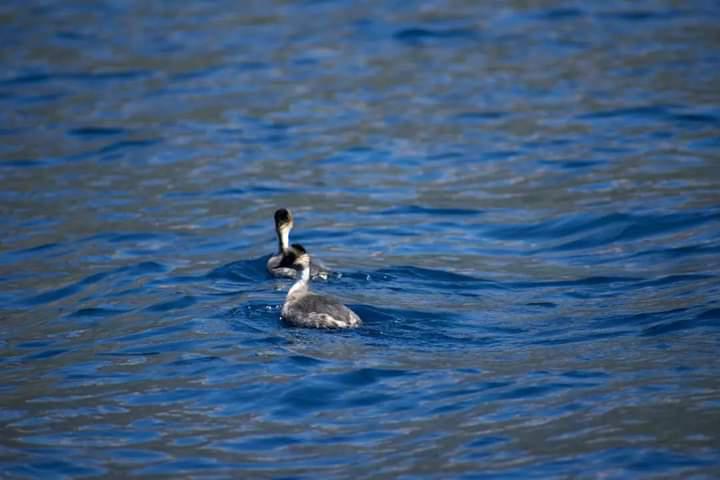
[2,0,720,478]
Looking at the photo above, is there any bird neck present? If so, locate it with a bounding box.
[276,226,290,253]
[287,267,310,298]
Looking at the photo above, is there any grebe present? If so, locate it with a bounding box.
[281,245,361,329]
[267,208,295,278]
[266,208,328,279]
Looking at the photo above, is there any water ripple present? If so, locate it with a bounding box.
[1,1,719,478]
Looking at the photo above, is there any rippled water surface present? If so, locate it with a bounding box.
[2,0,720,478]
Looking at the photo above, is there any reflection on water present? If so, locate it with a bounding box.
[1,0,720,478]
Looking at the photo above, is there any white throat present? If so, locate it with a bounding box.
[287,267,310,298]
[277,226,290,252]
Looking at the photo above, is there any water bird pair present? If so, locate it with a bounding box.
[267,208,361,329]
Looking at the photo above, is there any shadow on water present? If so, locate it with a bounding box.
[207,256,272,284]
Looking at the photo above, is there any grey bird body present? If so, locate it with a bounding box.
[281,246,361,329]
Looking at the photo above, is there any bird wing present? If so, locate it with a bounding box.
[285,294,360,328]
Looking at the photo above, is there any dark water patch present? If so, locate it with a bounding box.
[599,9,688,22]
[561,370,610,380]
[133,457,231,476]
[375,265,482,283]
[171,64,225,82]
[642,308,720,336]
[690,136,720,151]
[487,213,626,241]
[508,276,638,290]
[9,242,60,256]
[107,321,195,344]
[271,368,410,414]
[98,139,160,157]
[352,304,459,329]
[578,105,719,130]
[4,460,106,479]
[105,233,166,244]
[670,112,720,126]
[483,150,520,161]
[23,349,67,361]
[146,295,196,312]
[106,448,171,465]
[526,302,556,308]
[319,147,388,166]
[342,268,506,295]
[234,301,284,327]
[232,332,290,348]
[423,379,513,403]
[535,7,585,20]
[68,307,130,318]
[275,382,343,416]
[98,351,158,358]
[213,435,303,453]
[491,211,720,252]
[207,256,271,283]
[352,304,495,349]
[427,151,464,162]
[541,159,603,170]
[601,447,717,474]
[341,391,395,409]
[119,387,209,406]
[0,70,152,86]
[161,190,205,199]
[322,367,413,388]
[211,185,288,197]
[380,205,483,216]
[0,73,53,86]
[466,435,511,450]
[17,340,54,349]
[527,329,634,346]
[22,271,111,305]
[631,274,715,289]
[577,105,673,120]
[169,355,225,368]
[149,275,207,288]
[0,159,47,168]
[288,354,326,367]
[107,339,198,357]
[55,30,90,41]
[21,261,169,306]
[491,382,591,401]
[625,243,720,262]
[592,307,690,331]
[549,212,719,251]
[393,27,478,45]
[454,111,507,122]
[68,127,126,138]
[524,137,575,149]
[286,228,350,242]
[18,92,65,104]
[78,70,154,82]
[125,261,167,275]
[696,308,720,321]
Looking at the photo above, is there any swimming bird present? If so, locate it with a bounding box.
[267,208,295,278]
[281,245,361,329]
[266,208,328,279]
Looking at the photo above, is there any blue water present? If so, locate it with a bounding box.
[2,1,720,478]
